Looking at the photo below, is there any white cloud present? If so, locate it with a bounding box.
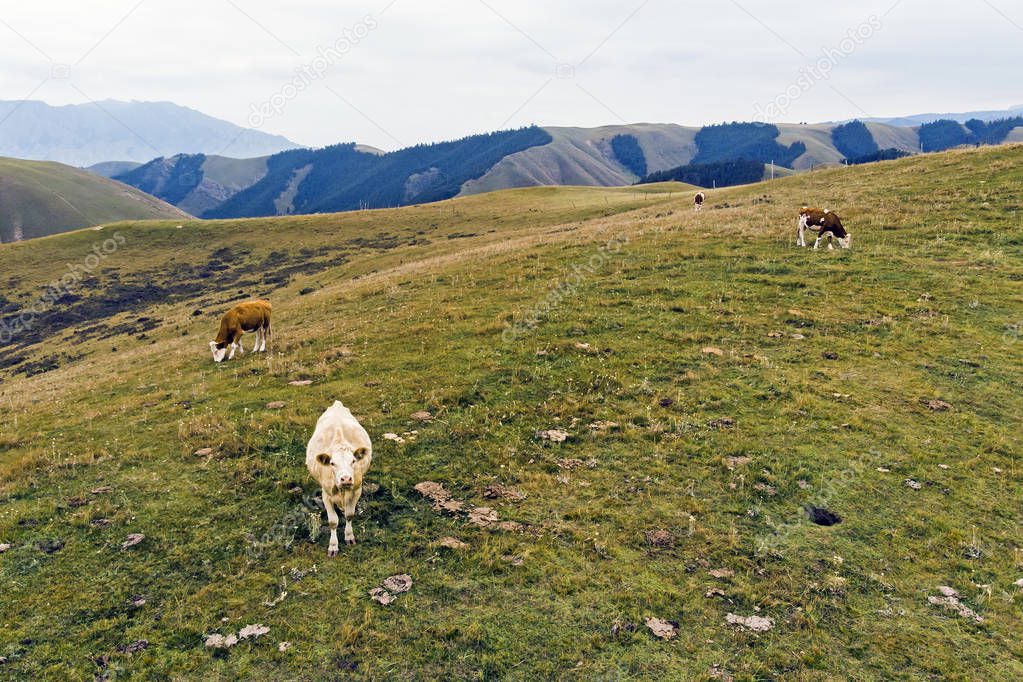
[0,0,1020,151]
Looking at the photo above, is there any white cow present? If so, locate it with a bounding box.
[306,401,373,556]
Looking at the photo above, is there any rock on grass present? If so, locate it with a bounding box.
[725,613,774,632]
[645,617,679,640]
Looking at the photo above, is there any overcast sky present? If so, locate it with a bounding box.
[2,0,1021,150]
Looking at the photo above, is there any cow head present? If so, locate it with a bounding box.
[316,447,371,495]
[209,341,229,363]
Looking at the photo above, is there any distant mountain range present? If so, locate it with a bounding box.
[0,157,189,242]
[854,104,1023,127]
[0,100,302,167]
[106,120,924,218]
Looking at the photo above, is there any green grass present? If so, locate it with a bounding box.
[1,146,1021,680]
[0,157,188,243]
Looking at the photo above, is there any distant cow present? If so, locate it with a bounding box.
[695,191,706,212]
[209,299,272,362]
[306,401,373,556]
[798,207,852,249]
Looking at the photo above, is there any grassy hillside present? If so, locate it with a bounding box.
[0,157,190,243]
[1,146,1022,680]
[464,122,920,194]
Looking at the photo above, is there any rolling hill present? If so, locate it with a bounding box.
[0,100,302,167]
[0,157,190,243]
[113,121,924,217]
[1,144,1021,679]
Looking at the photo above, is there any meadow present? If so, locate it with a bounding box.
[1,146,1021,680]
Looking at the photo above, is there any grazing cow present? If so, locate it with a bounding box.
[209,299,272,362]
[306,401,373,556]
[695,191,706,212]
[798,206,852,249]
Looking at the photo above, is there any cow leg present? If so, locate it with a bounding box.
[259,326,267,352]
[323,495,341,557]
[252,329,263,353]
[343,486,362,546]
[227,342,238,360]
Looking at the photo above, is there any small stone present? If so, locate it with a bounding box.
[702,347,725,356]
[725,613,774,632]
[938,464,949,470]
[289,380,313,386]
[278,641,292,652]
[1013,578,1023,588]
[121,533,145,550]
[501,555,524,566]
[438,537,468,550]
[266,401,287,410]
[91,518,112,527]
[194,447,214,456]
[90,486,114,495]
[708,417,735,429]
[204,633,238,649]
[709,568,734,579]
[468,506,499,527]
[876,467,890,473]
[705,588,725,598]
[791,333,806,340]
[724,456,752,469]
[645,617,679,640]
[821,351,839,360]
[925,399,953,412]
[382,574,413,594]
[117,640,148,654]
[536,429,570,443]
[238,624,270,640]
[369,587,395,605]
[411,411,433,422]
[588,420,620,432]
[0,543,10,553]
[905,479,923,490]
[383,433,405,444]
[645,530,675,548]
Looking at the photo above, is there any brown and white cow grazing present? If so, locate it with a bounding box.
[695,191,706,212]
[306,401,373,556]
[209,299,272,362]
[798,206,852,249]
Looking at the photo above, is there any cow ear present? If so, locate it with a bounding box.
[316,453,331,466]
[354,447,369,460]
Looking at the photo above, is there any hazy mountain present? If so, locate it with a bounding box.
[0,100,302,167]
[0,157,189,243]
[854,105,1023,127]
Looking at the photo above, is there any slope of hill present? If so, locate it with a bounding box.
[463,121,918,194]
[1,145,1021,679]
[86,161,143,178]
[0,157,190,242]
[0,100,302,167]
[115,154,272,217]
[205,127,553,218]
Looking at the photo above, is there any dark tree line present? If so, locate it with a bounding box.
[610,134,647,177]
[637,159,766,188]
[918,116,1023,152]
[692,122,806,168]
[831,120,878,160]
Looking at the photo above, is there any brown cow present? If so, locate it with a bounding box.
[798,207,851,249]
[209,300,272,362]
